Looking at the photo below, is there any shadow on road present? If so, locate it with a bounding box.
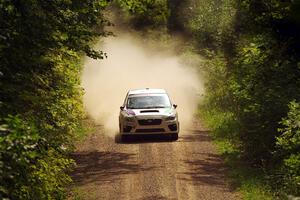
[179,130,212,142]
[115,134,177,144]
[179,153,236,191]
[114,129,210,144]
[138,195,176,200]
[70,151,155,186]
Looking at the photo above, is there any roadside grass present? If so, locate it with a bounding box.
[68,187,97,200]
[73,117,97,144]
[199,108,276,200]
[215,139,275,200]
[68,188,86,200]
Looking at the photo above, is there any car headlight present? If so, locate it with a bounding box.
[165,115,176,121]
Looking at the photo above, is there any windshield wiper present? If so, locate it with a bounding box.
[143,106,167,109]
[127,107,138,109]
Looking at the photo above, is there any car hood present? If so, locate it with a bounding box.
[126,107,176,117]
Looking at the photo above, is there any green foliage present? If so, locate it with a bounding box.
[0,116,74,199]
[115,0,170,29]
[199,54,240,141]
[200,108,239,142]
[282,154,300,195]
[202,113,275,200]
[0,0,110,199]
[184,0,236,49]
[179,0,300,196]
[0,116,41,198]
[276,101,300,195]
[277,101,300,153]
[239,178,273,200]
[201,54,235,111]
[29,151,74,200]
[190,0,300,160]
[230,33,300,161]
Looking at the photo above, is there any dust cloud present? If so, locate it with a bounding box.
[82,33,204,137]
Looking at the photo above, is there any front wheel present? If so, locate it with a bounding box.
[119,122,122,133]
[121,134,130,142]
[171,133,178,141]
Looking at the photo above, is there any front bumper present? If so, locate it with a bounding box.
[121,116,179,135]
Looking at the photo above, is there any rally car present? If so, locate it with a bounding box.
[119,88,179,140]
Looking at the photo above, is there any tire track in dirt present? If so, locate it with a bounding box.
[70,121,240,200]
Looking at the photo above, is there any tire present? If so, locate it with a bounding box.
[171,133,178,141]
[121,134,129,142]
[115,134,122,143]
[119,123,122,133]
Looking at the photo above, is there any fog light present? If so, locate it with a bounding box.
[123,126,132,133]
[168,124,177,131]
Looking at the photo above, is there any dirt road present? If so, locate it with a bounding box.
[71,120,240,200]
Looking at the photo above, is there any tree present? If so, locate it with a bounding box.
[0,0,110,199]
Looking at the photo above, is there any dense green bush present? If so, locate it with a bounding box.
[0,0,109,199]
[0,116,74,199]
[114,0,169,29]
[231,33,300,161]
[184,0,236,50]
[276,101,300,195]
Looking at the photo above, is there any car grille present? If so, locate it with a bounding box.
[138,119,162,125]
[136,128,165,133]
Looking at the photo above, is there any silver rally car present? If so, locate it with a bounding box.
[119,88,179,140]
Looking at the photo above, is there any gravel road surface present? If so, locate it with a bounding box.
[70,121,240,200]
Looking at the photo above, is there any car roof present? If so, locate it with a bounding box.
[128,88,167,95]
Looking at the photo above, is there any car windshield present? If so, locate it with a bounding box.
[127,94,171,109]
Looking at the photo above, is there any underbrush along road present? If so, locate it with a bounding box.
[71,120,240,200]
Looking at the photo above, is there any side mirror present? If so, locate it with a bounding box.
[173,104,177,109]
[120,106,124,111]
